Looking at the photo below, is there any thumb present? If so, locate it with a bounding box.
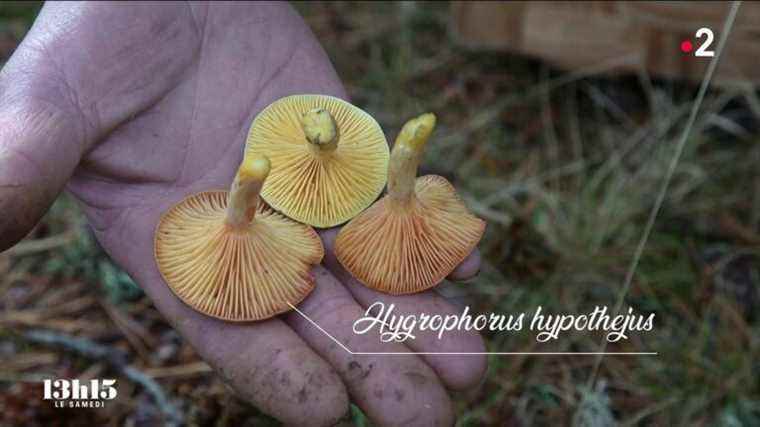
[0,47,89,251]
[0,2,197,251]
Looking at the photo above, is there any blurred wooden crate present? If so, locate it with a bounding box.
[451,1,760,86]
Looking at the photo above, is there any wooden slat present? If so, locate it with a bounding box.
[451,1,759,86]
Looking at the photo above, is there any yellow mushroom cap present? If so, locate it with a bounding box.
[245,94,389,228]
[335,175,484,294]
[154,188,324,321]
[335,112,484,294]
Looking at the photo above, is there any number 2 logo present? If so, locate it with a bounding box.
[695,27,715,57]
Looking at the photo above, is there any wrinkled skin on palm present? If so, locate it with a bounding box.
[0,3,485,426]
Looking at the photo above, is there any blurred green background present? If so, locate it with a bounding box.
[1,1,759,426]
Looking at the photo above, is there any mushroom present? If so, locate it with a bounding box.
[245,94,389,228]
[334,113,485,294]
[154,154,324,321]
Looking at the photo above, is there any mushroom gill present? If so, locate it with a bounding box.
[335,113,485,294]
[154,155,323,321]
[245,94,389,228]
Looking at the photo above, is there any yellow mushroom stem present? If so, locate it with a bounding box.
[387,113,437,209]
[301,108,339,152]
[225,155,271,229]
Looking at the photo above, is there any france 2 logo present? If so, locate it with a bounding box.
[43,379,117,408]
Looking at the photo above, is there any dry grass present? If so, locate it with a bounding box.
[300,2,760,426]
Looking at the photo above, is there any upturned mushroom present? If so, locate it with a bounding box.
[154,154,324,321]
[335,113,485,294]
[245,94,389,228]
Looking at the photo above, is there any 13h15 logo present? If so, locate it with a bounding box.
[43,379,117,408]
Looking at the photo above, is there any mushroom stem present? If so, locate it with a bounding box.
[225,155,271,229]
[388,113,436,208]
[301,108,339,152]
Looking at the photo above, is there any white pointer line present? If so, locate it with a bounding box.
[287,303,658,356]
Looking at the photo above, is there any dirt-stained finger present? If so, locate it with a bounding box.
[96,204,349,426]
[321,228,488,391]
[448,248,481,281]
[287,265,455,427]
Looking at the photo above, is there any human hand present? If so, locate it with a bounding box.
[0,2,486,425]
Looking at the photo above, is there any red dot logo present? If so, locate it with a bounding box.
[680,40,693,53]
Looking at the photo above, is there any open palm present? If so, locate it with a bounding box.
[0,3,485,425]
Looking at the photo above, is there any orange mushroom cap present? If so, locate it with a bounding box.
[245,94,389,228]
[335,113,485,294]
[154,155,323,321]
